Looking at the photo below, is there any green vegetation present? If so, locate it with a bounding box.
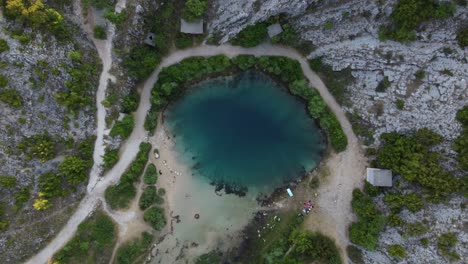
[0,74,8,87]
[146,55,348,152]
[0,176,16,188]
[59,156,89,185]
[56,50,100,113]
[232,23,268,47]
[139,186,164,210]
[405,221,428,236]
[104,8,128,26]
[323,21,334,30]
[420,237,429,247]
[0,89,23,107]
[415,69,426,80]
[143,206,166,231]
[54,211,117,263]
[288,230,342,264]
[103,148,119,171]
[195,251,220,264]
[453,106,468,170]
[437,232,460,261]
[376,76,391,92]
[0,202,9,231]
[347,245,364,264]
[123,46,161,81]
[387,213,404,227]
[105,143,151,209]
[83,0,114,10]
[388,244,407,258]
[349,189,385,250]
[396,99,405,110]
[309,57,354,106]
[121,91,139,113]
[457,27,468,48]
[13,186,30,209]
[271,24,299,46]
[377,128,460,200]
[38,172,64,199]
[4,0,68,40]
[182,0,207,21]
[143,164,158,185]
[384,192,424,213]
[175,33,194,49]
[115,232,153,264]
[93,25,107,39]
[379,0,457,42]
[17,133,56,162]
[0,39,9,53]
[110,115,134,139]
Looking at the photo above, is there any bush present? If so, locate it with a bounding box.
[347,245,364,264]
[123,46,161,81]
[415,69,426,80]
[406,221,428,236]
[115,232,153,264]
[104,8,128,26]
[93,25,107,39]
[0,89,23,107]
[387,213,404,227]
[59,156,89,185]
[384,192,424,213]
[289,230,342,264]
[363,181,381,197]
[105,143,151,209]
[14,186,30,209]
[0,39,9,53]
[175,33,193,49]
[232,55,257,70]
[182,0,207,21]
[271,24,299,46]
[453,106,468,170]
[144,164,158,185]
[0,75,8,87]
[420,238,429,247]
[17,133,56,162]
[38,172,64,199]
[376,76,390,92]
[457,27,468,48]
[103,148,119,170]
[232,23,268,47]
[83,0,114,9]
[53,211,116,263]
[437,233,460,261]
[309,177,320,189]
[143,207,166,231]
[396,99,405,110]
[139,186,157,210]
[121,91,139,113]
[110,115,134,139]
[0,176,17,188]
[323,21,334,30]
[388,244,407,258]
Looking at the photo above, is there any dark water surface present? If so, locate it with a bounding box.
[166,72,325,192]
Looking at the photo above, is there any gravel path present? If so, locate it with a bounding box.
[25,42,366,263]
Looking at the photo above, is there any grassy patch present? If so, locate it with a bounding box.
[53,210,117,264]
[115,232,153,264]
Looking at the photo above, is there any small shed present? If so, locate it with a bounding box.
[366,168,393,187]
[144,33,156,47]
[267,23,283,38]
[180,19,204,34]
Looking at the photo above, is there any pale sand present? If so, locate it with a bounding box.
[148,121,263,263]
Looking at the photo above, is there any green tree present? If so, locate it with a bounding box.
[38,172,64,198]
[0,39,9,53]
[103,148,119,170]
[59,156,89,185]
[0,89,23,107]
[183,0,207,21]
[232,23,268,47]
[143,164,158,185]
[0,176,17,188]
[143,207,166,231]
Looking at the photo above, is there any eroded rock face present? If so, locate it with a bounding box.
[209,0,467,144]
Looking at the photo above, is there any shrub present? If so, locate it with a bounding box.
[347,245,364,264]
[232,23,268,47]
[104,8,128,26]
[17,133,56,162]
[139,186,157,210]
[144,164,157,185]
[387,213,404,227]
[0,89,23,107]
[0,39,9,53]
[115,232,153,264]
[323,21,334,30]
[182,0,207,21]
[415,69,426,79]
[376,76,390,92]
[453,106,468,170]
[83,0,114,9]
[93,25,107,39]
[59,156,89,185]
[14,186,30,209]
[396,99,405,110]
[38,172,64,198]
[0,176,17,188]
[110,115,134,139]
[457,27,468,48]
[388,244,407,258]
[232,55,257,70]
[363,181,381,197]
[53,211,116,263]
[406,221,428,236]
[121,91,139,113]
[105,143,151,209]
[289,230,342,264]
[103,148,119,170]
[384,193,424,213]
[437,233,460,261]
[143,207,166,231]
[420,238,429,247]
[123,46,161,81]
[0,74,8,87]
[309,177,320,189]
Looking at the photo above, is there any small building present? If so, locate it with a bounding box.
[180,19,204,34]
[366,168,393,187]
[267,23,283,38]
[144,33,156,47]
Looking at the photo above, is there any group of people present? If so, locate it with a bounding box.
[302,200,314,214]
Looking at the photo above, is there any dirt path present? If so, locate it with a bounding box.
[25,41,365,263]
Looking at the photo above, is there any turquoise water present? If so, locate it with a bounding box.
[166,72,325,192]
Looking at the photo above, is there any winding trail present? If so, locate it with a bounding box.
[26,43,365,263]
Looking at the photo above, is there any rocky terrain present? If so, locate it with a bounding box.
[0,5,100,263]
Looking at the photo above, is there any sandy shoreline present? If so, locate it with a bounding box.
[148,119,263,263]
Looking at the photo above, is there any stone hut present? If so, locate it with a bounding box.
[144,33,156,47]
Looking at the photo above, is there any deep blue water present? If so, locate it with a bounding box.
[166,72,325,192]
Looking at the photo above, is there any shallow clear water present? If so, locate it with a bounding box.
[166,71,325,192]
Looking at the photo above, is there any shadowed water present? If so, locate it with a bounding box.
[166,71,325,193]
